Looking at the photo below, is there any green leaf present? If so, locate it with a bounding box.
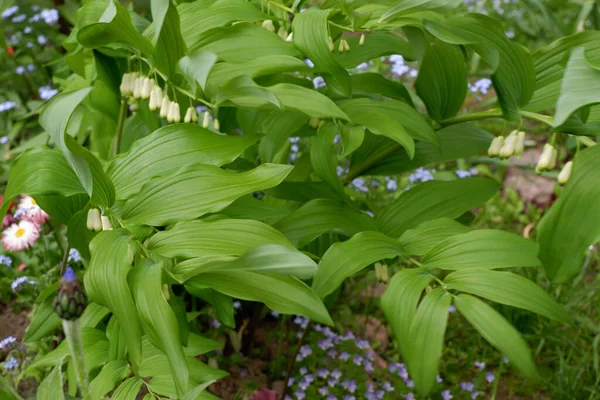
[107,316,128,361]
[454,294,537,377]
[339,98,437,145]
[554,47,600,126]
[399,218,470,256]
[349,73,414,106]
[425,14,535,120]
[444,269,569,322]
[130,260,189,397]
[77,0,153,54]
[111,377,143,400]
[340,125,365,157]
[39,88,115,206]
[89,360,130,400]
[254,110,308,163]
[107,124,259,200]
[181,382,214,400]
[416,40,467,122]
[35,194,89,225]
[84,230,142,366]
[377,178,499,237]
[121,163,292,226]
[179,50,219,92]
[381,268,434,358]
[334,32,414,69]
[268,84,348,120]
[186,288,235,328]
[357,123,493,176]
[207,55,309,90]
[215,76,282,109]
[149,0,187,79]
[23,298,61,343]
[186,271,333,325]
[422,230,541,270]
[186,333,223,356]
[274,199,378,247]
[408,288,451,397]
[37,358,65,400]
[175,244,318,283]
[537,145,600,283]
[179,0,268,49]
[190,24,299,62]
[292,9,351,97]
[0,147,86,222]
[80,302,111,328]
[380,0,462,20]
[148,218,293,259]
[312,231,404,298]
[311,123,347,199]
[67,209,97,260]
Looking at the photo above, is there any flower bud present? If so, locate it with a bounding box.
[549,147,558,170]
[141,78,152,99]
[160,96,170,118]
[309,117,320,129]
[359,34,365,46]
[184,106,194,123]
[214,118,220,131]
[86,208,95,230]
[262,19,275,32]
[100,216,112,231]
[536,143,554,173]
[338,39,345,53]
[514,131,526,156]
[286,32,293,42]
[119,73,130,95]
[172,102,181,123]
[53,267,87,321]
[202,111,210,128]
[375,263,389,283]
[499,131,517,158]
[132,76,143,99]
[328,36,334,52]
[342,39,350,52]
[191,107,198,122]
[557,161,573,185]
[149,87,161,111]
[487,136,504,157]
[86,208,102,232]
[277,26,287,40]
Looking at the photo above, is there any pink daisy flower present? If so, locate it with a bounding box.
[18,196,49,226]
[2,221,39,251]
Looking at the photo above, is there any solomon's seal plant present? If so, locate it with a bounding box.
[2,0,599,398]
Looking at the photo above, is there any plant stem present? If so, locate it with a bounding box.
[47,219,65,256]
[342,144,402,184]
[63,319,92,400]
[440,109,504,126]
[60,244,71,276]
[282,320,311,399]
[113,99,128,157]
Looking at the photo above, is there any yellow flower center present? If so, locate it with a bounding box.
[31,198,37,205]
[15,228,25,238]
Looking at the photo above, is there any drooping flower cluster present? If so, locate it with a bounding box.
[487,130,526,159]
[86,208,113,232]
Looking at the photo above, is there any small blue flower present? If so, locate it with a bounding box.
[3,357,18,370]
[298,379,310,391]
[382,382,393,392]
[352,355,362,365]
[0,255,12,266]
[316,368,329,379]
[327,349,337,358]
[15,66,26,75]
[210,320,221,329]
[455,169,472,179]
[327,377,337,387]
[287,378,295,387]
[1,5,19,19]
[326,395,337,400]
[23,26,32,34]
[40,9,59,25]
[313,76,326,88]
[304,374,314,383]
[12,14,26,23]
[471,391,480,399]
[294,389,305,400]
[405,379,414,388]
[318,386,328,396]
[39,85,59,100]
[355,339,369,349]
[299,367,308,375]
[233,301,241,309]
[441,390,453,400]
[339,352,350,361]
[37,34,47,45]
[474,361,485,370]
[486,372,495,383]
[68,248,81,263]
[304,59,314,68]
[318,338,334,351]
[448,305,456,313]
[460,382,475,392]
[343,397,355,400]
[330,369,342,380]
[408,167,435,183]
[0,336,17,351]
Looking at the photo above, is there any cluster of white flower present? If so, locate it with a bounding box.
[536,143,574,185]
[487,130,525,159]
[86,209,113,232]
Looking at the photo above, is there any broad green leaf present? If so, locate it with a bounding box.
[538,145,600,283]
[186,288,235,328]
[111,377,143,400]
[334,32,415,69]
[380,0,462,20]
[149,0,187,78]
[80,302,111,328]
[358,123,493,176]
[84,230,142,366]
[422,230,541,270]
[377,178,499,237]
[130,260,189,397]
[191,24,299,62]
[181,382,214,400]
[121,163,291,225]
[253,110,308,163]
[89,360,130,400]
[67,209,97,260]
[416,40,467,122]
[107,124,260,200]
[455,294,537,377]
[77,0,153,54]
[292,9,351,97]
[554,47,600,126]
[175,244,318,283]
[444,269,569,322]
[312,231,404,298]
[35,194,89,225]
[274,199,378,247]
[349,73,413,106]
[408,288,451,397]
[350,112,415,158]
[107,316,128,361]
[266,181,342,202]
[340,125,365,157]
[23,298,61,343]
[186,271,333,325]
[425,14,535,120]
[0,148,86,222]
[179,50,219,92]
[207,55,308,90]
[148,218,293,259]
[37,358,65,400]
[268,84,348,120]
[186,333,223,357]
[399,218,470,256]
[179,0,268,49]
[381,269,434,358]
[339,98,437,145]
[215,76,281,109]
[311,123,347,199]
